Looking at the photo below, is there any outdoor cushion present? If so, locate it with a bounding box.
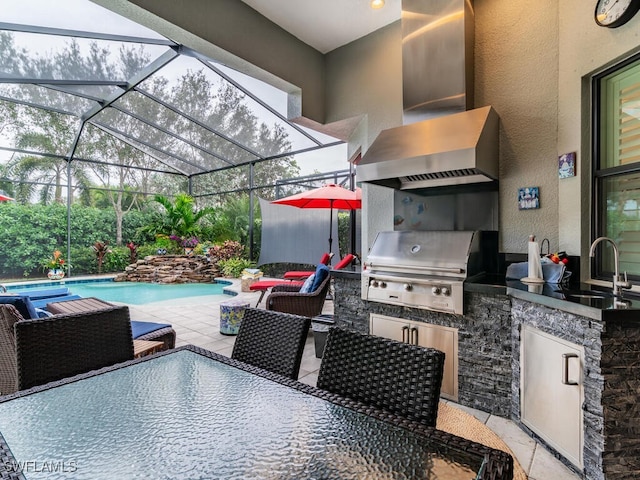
[13,287,71,300]
[310,264,330,292]
[334,254,355,270]
[319,252,332,265]
[299,274,316,294]
[0,295,38,320]
[130,320,173,339]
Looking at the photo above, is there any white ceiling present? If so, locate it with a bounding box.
[241,0,401,54]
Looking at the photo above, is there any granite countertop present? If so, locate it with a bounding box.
[467,275,640,321]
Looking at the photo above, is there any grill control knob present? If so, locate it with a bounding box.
[371,280,379,288]
[380,282,387,288]
[431,286,441,295]
[404,283,413,292]
[441,287,450,296]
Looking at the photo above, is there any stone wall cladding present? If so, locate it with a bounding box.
[337,277,639,479]
[599,320,640,479]
[113,255,220,284]
[333,276,512,416]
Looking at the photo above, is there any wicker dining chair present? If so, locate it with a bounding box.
[231,308,311,380]
[0,304,135,394]
[316,327,445,427]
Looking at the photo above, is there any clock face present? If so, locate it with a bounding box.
[595,0,640,27]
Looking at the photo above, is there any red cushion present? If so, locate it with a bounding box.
[283,271,314,280]
[249,280,304,291]
[334,254,355,270]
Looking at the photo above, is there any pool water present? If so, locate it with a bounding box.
[8,280,232,305]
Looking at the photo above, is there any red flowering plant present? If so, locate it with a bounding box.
[92,241,111,274]
[126,242,138,264]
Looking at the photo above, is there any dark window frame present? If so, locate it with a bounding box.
[591,51,640,283]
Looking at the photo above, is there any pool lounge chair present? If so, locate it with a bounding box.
[0,294,176,351]
[46,297,176,351]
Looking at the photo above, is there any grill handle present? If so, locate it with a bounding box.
[410,327,419,345]
[402,325,410,343]
[368,263,465,274]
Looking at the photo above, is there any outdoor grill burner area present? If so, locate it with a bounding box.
[362,231,498,315]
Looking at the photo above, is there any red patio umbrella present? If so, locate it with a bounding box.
[0,193,14,202]
[272,184,361,256]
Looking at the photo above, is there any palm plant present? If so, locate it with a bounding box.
[150,193,216,240]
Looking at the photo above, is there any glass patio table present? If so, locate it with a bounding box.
[0,346,512,480]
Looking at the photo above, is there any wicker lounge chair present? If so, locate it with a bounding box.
[265,274,331,318]
[0,303,134,394]
[316,327,445,427]
[231,308,311,380]
[46,297,176,351]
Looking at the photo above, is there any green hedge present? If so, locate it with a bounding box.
[0,203,157,279]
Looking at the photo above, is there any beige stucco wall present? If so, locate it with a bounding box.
[557,1,640,276]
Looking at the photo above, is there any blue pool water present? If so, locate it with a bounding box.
[7,279,232,305]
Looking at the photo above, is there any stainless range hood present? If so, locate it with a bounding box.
[357,0,500,191]
[357,106,499,190]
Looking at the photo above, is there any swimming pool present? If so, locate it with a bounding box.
[7,279,234,305]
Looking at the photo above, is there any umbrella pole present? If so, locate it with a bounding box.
[328,201,333,256]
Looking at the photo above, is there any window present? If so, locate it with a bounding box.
[593,54,640,282]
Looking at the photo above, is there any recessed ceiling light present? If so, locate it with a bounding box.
[371,0,385,9]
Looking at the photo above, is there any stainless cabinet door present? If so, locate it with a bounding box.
[521,325,584,469]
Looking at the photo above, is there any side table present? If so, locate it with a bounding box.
[133,339,164,358]
[219,299,250,335]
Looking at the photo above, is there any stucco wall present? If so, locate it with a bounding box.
[557,2,640,274]
[474,0,559,254]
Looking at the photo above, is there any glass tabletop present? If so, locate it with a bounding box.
[0,349,486,479]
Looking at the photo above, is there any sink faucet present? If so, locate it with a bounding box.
[589,237,631,297]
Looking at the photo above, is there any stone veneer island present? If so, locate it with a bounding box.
[331,271,640,480]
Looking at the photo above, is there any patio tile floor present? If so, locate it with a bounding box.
[126,278,580,480]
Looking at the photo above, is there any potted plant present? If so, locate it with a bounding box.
[176,236,199,255]
[43,250,69,280]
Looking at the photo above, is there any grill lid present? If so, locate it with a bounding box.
[365,230,481,279]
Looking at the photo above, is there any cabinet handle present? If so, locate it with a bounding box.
[410,327,419,345]
[402,325,409,343]
[562,353,579,385]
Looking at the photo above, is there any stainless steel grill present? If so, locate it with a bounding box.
[362,230,497,315]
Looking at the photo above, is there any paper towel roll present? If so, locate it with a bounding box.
[522,236,545,284]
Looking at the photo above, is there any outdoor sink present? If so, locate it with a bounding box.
[555,289,614,299]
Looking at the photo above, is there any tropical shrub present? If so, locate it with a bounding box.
[210,240,245,261]
[218,257,255,278]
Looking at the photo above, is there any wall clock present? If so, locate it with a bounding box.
[595,0,640,28]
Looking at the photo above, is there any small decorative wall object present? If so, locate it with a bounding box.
[518,187,540,210]
[558,152,576,178]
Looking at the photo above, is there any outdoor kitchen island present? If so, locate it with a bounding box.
[332,269,640,480]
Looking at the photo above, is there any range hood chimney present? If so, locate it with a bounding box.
[358,0,500,191]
